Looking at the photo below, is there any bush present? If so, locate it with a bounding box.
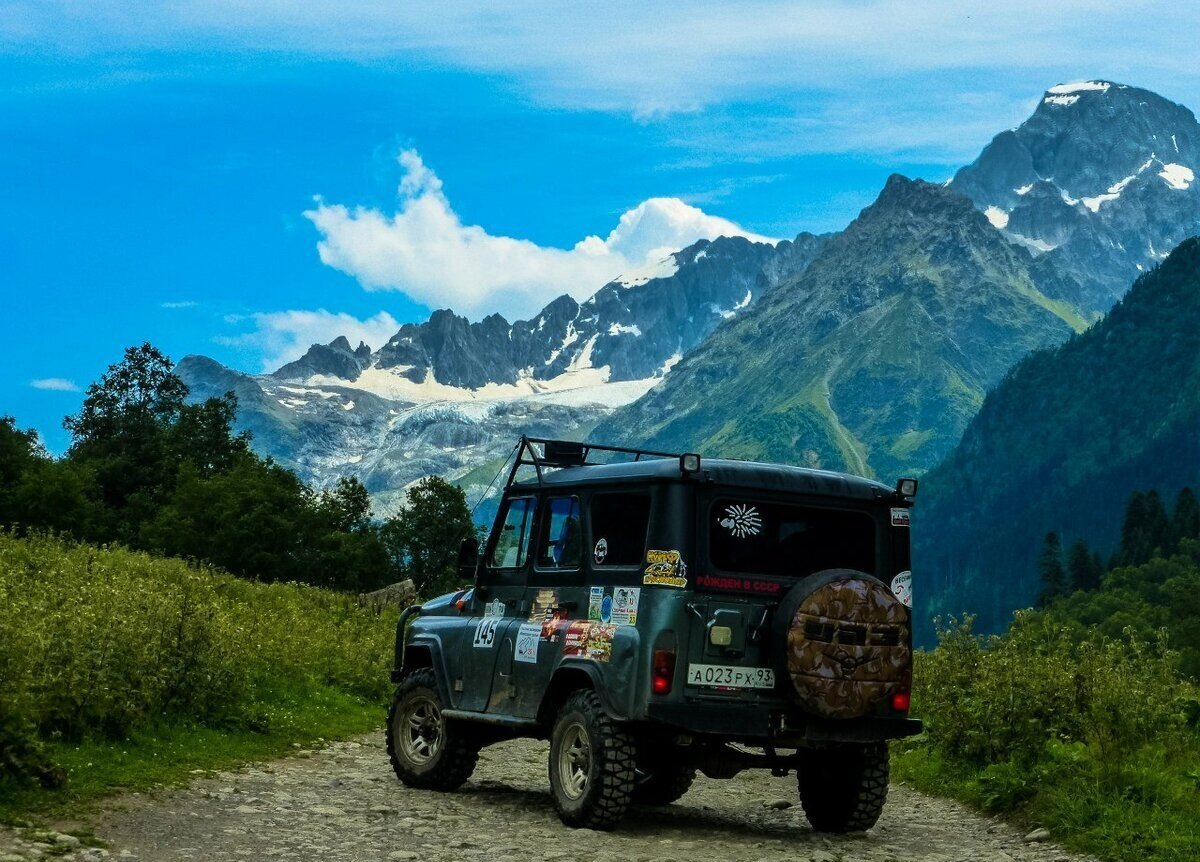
[897,614,1200,862]
[0,533,397,787]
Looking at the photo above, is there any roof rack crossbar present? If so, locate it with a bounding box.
[505,436,680,488]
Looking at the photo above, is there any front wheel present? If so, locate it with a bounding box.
[548,690,636,830]
[386,668,478,791]
[797,743,889,832]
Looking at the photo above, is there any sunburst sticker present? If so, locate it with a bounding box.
[719,503,762,538]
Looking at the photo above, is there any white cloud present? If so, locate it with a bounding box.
[161,300,198,309]
[217,309,401,373]
[305,149,775,320]
[30,378,81,392]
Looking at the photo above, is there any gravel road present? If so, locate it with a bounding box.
[1,734,1096,862]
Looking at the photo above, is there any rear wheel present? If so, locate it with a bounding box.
[632,744,696,805]
[548,690,636,829]
[386,668,479,791]
[797,743,889,833]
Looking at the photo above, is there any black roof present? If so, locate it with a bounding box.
[512,456,894,502]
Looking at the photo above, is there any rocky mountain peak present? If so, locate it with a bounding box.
[951,81,1200,311]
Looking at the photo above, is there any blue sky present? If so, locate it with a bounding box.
[3,1,1198,451]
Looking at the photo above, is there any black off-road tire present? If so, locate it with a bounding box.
[548,690,637,830]
[797,743,889,833]
[386,669,478,791]
[632,745,696,806]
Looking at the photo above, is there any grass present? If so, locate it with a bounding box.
[0,686,382,823]
[0,532,399,820]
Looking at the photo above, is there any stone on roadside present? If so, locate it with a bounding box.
[1024,828,1052,842]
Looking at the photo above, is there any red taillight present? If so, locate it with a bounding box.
[891,690,911,712]
[652,649,676,695]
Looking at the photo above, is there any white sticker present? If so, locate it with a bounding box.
[593,538,608,565]
[472,617,500,648]
[610,587,640,626]
[515,622,541,663]
[891,508,911,527]
[483,599,505,618]
[719,503,763,538]
[891,571,913,608]
[588,586,604,621]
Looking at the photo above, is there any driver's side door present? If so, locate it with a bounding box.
[456,494,536,713]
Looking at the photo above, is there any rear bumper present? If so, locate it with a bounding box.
[645,701,922,744]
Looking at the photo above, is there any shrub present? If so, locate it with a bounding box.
[0,533,397,786]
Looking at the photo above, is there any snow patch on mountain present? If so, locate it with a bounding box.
[984,206,1009,228]
[1047,81,1112,95]
[1081,157,1155,212]
[616,254,679,287]
[1160,163,1194,190]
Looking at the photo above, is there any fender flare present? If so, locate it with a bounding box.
[538,660,626,724]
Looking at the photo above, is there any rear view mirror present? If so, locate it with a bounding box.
[457,536,480,586]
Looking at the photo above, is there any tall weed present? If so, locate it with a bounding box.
[0,533,397,785]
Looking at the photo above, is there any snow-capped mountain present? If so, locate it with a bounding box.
[178,232,826,511]
[951,81,1200,312]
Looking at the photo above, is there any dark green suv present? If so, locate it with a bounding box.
[386,437,920,832]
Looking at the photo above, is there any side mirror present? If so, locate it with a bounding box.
[457,536,480,587]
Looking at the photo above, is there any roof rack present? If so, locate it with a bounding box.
[505,436,680,488]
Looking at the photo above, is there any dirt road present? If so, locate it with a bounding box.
[1,734,1094,862]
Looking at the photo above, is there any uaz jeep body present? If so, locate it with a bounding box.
[387,437,920,831]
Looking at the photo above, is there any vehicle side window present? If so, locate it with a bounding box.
[536,496,582,569]
[589,492,651,567]
[488,496,537,569]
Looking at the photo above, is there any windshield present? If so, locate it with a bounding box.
[708,497,877,578]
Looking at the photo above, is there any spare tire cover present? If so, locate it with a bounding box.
[776,569,911,719]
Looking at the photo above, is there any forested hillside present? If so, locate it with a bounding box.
[916,237,1200,636]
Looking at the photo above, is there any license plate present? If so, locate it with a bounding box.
[687,664,776,689]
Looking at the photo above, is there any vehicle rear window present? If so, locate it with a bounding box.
[589,493,651,567]
[709,498,876,578]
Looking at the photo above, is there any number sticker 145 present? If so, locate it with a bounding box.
[473,617,499,648]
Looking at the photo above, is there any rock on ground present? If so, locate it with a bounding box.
[1,734,1098,862]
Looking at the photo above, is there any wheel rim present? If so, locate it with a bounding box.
[397,693,444,765]
[557,721,592,800]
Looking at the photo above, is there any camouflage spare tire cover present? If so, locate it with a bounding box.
[779,569,911,720]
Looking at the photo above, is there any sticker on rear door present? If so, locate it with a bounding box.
[891,570,913,607]
[891,508,911,527]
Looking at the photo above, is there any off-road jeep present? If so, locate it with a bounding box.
[386,437,920,832]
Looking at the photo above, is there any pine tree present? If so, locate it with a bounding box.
[1171,487,1200,552]
[1068,539,1101,592]
[1144,490,1170,557]
[1115,491,1151,568]
[1038,532,1066,604]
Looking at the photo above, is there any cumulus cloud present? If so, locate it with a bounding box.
[30,378,81,392]
[217,309,401,373]
[305,149,775,320]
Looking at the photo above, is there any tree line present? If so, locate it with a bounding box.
[1037,487,1200,677]
[0,344,474,597]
